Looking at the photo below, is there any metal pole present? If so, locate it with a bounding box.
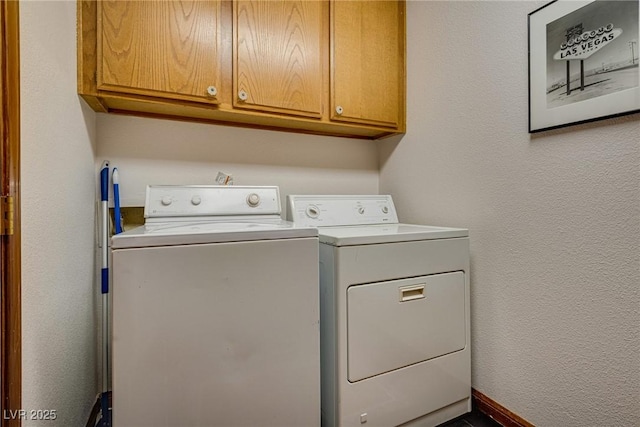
[99,160,112,427]
[566,61,571,95]
[580,60,585,91]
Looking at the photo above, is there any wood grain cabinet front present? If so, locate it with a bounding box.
[234,0,324,118]
[98,0,223,105]
[78,0,405,139]
[331,0,404,129]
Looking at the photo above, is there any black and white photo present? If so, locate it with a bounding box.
[529,0,640,132]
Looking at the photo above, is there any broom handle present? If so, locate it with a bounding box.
[100,161,110,394]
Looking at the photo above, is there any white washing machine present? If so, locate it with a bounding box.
[111,185,320,427]
[287,195,471,427]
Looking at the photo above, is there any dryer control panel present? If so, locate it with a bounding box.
[145,185,281,219]
[287,195,399,227]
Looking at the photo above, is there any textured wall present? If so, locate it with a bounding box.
[20,1,98,425]
[96,114,379,208]
[379,1,639,426]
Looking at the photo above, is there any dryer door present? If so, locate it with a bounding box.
[347,272,466,382]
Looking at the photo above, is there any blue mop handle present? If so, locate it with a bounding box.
[112,168,122,234]
[99,161,111,400]
[100,161,109,294]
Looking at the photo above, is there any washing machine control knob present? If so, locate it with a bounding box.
[191,195,202,206]
[247,193,261,207]
[161,196,172,206]
[358,207,365,214]
[306,205,320,219]
[381,206,389,214]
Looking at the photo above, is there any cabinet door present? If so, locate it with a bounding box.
[331,1,405,128]
[234,1,324,118]
[98,1,222,104]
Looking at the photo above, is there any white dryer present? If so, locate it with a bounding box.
[111,186,320,427]
[287,195,470,427]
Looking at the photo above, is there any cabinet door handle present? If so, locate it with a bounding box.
[335,105,344,115]
[206,86,218,97]
[238,90,248,101]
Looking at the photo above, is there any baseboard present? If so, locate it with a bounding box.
[472,389,535,427]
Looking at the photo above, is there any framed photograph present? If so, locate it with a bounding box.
[528,0,640,133]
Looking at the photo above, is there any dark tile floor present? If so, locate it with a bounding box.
[437,409,502,427]
[86,392,501,427]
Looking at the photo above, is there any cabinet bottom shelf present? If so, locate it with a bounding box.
[83,93,403,140]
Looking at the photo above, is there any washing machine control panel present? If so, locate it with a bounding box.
[287,195,399,227]
[145,185,281,218]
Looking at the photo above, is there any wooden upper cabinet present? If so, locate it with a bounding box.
[98,0,222,104]
[79,0,405,138]
[233,1,324,118]
[331,1,405,129]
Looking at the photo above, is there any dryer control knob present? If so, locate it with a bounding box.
[381,206,389,214]
[306,205,320,218]
[358,207,365,214]
[161,196,172,206]
[191,195,202,206]
[247,193,261,207]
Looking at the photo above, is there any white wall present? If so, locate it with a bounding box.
[20,1,98,425]
[379,2,639,426]
[97,114,379,208]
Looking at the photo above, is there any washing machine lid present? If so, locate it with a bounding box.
[112,218,317,249]
[318,223,468,246]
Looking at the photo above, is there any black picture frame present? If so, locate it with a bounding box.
[528,0,640,133]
